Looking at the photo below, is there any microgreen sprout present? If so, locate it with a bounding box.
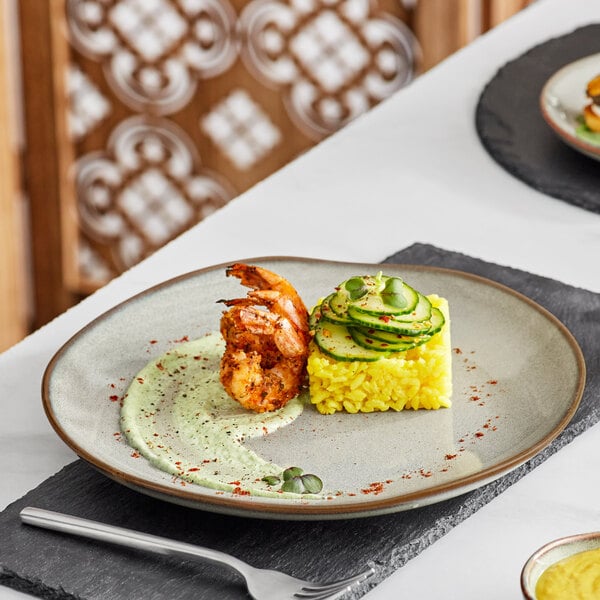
[265,467,323,495]
[261,475,281,486]
[345,277,368,300]
[381,276,407,308]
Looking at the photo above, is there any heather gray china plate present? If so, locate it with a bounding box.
[43,258,585,520]
[540,53,600,160]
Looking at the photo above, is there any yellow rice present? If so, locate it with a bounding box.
[307,295,452,414]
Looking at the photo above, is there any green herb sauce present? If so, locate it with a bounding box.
[120,333,309,498]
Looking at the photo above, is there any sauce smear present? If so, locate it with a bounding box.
[120,334,308,497]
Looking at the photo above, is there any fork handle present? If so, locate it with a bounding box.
[20,506,250,578]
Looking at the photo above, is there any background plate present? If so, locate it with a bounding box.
[540,52,600,160]
[43,258,585,520]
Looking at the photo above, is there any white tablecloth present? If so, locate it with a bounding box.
[2,0,600,597]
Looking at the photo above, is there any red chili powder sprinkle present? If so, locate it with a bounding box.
[174,335,189,343]
[156,362,165,371]
[136,377,144,384]
[188,467,200,472]
[149,340,158,344]
[232,487,250,496]
[361,481,385,495]
[475,432,484,438]
[445,454,457,460]
[228,480,241,486]
[419,469,433,478]
[131,451,140,458]
[470,395,480,402]
[109,395,119,402]
[487,380,498,385]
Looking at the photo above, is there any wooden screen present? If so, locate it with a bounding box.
[34,0,418,297]
[17,0,533,329]
[0,0,27,351]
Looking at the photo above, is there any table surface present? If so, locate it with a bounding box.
[2,0,600,598]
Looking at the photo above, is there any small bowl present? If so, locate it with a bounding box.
[521,531,600,599]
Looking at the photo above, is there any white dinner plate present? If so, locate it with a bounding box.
[540,53,600,160]
[43,258,585,520]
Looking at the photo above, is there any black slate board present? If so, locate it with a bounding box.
[476,24,600,213]
[1,243,599,600]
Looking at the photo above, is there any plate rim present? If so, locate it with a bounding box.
[539,52,600,159]
[42,256,586,518]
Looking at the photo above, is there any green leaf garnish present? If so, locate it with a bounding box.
[282,466,304,481]
[261,475,281,486]
[300,474,323,494]
[381,277,407,308]
[345,277,368,300]
[281,476,305,494]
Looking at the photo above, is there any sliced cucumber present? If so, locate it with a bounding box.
[427,307,445,336]
[387,292,432,323]
[313,321,383,362]
[347,305,434,336]
[309,304,322,331]
[328,290,353,316]
[349,327,420,352]
[311,273,447,362]
[321,293,353,325]
[354,325,432,346]
[349,281,418,316]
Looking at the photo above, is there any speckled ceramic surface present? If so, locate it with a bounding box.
[42,258,585,520]
[521,532,600,599]
[540,53,600,161]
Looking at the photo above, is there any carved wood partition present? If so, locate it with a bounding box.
[16,0,534,331]
[0,0,27,352]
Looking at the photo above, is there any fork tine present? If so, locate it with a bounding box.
[293,566,375,599]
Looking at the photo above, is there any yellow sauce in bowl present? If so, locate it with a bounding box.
[535,547,600,600]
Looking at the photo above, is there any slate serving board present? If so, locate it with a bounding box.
[1,243,599,600]
[476,24,600,213]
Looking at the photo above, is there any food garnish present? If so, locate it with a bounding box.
[261,467,324,495]
[311,272,445,362]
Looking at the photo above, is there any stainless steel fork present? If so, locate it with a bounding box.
[20,507,375,600]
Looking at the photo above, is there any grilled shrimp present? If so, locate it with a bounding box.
[584,74,600,132]
[219,264,310,413]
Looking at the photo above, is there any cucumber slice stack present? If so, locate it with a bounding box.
[311,273,445,362]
